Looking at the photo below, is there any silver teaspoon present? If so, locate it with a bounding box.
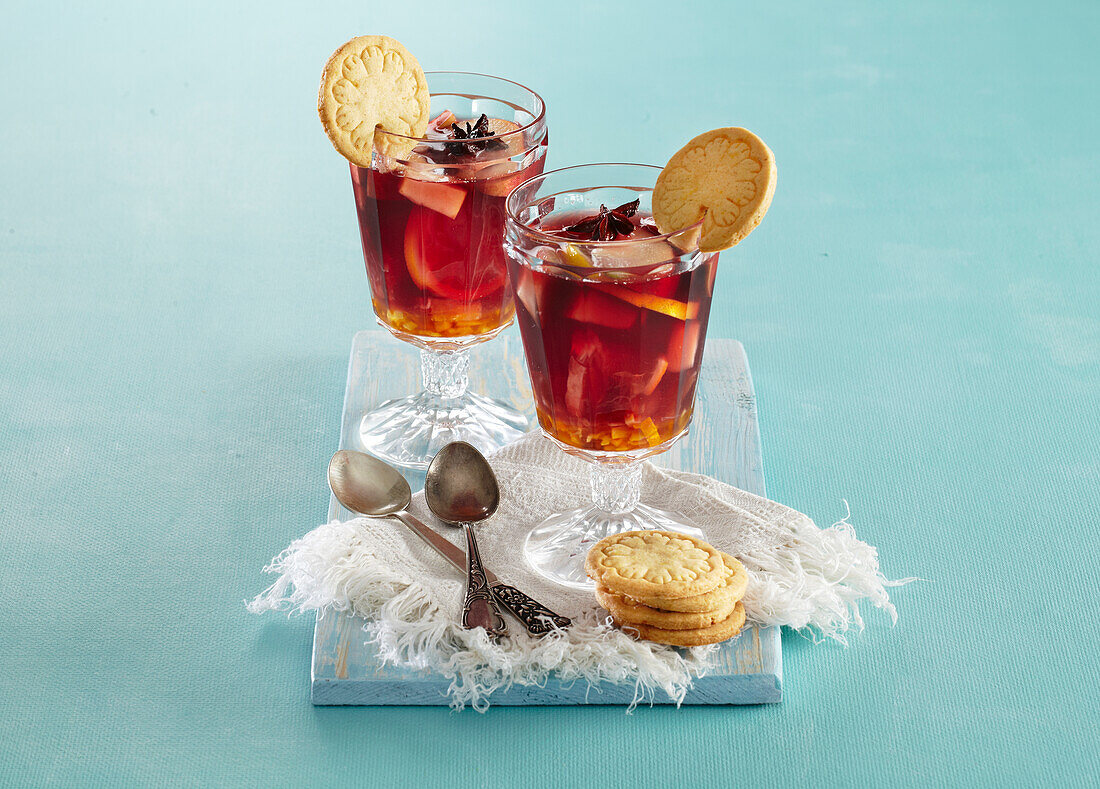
[424,442,571,636]
[424,442,509,637]
[328,448,505,635]
[328,448,569,636]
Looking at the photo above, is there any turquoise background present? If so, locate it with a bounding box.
[2,0,1097,785]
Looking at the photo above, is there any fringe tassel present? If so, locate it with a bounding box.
[739,502,916,644]
[246,520,711,712]
[248,504,913,709]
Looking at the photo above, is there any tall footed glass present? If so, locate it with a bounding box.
[351,72,548,469]
[505,164,717,588]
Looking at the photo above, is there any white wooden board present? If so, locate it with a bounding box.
[311,330,782,705]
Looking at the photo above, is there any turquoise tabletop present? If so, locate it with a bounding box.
[2,0,1097,786]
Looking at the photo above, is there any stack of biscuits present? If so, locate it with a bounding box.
[585,530,748,647]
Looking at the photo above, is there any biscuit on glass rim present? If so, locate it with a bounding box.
[652,127,776,252]
[317,35,431,165]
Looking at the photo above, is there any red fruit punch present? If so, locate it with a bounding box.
[350,116,545,339]
[508,207,719,452]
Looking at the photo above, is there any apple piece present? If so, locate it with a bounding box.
[590,239,677,270]
[429,110,456,131]
[476,160,523,197]
[565,289,638,330]
[513,265,539,321]
[403,206,506,300]
[666,320,702,372]
[639,357,669,396]
[398,177,467,219]
[565,330,607,416]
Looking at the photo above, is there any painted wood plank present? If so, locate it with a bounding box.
[311,329,782,705]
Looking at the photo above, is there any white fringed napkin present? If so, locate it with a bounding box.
[249,433,909,710]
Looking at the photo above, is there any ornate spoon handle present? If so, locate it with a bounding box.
[490,583,572,635]
[461,524,507,637]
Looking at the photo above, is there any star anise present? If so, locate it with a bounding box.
[563,199,640,241]
[443,113,509,159]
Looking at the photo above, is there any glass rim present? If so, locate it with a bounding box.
[505,163,704,248]
[372,71,546,145]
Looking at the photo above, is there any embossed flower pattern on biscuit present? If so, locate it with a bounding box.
[660,137,761,232]
[652,126,776,251]
[332,46,421,150]
[318,36,429,164]
[600,533,714,582]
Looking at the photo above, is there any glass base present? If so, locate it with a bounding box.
[523,502,706,589]
[358,389,528,471]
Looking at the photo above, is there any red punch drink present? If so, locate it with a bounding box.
[504,132,777,590]
[508,199,717,456]
[504,163,716,587]
[354,112,546,343]
[331,69,548,470]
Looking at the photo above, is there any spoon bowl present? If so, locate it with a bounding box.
[328,449,411,516]
[424,441,500,524]
[424,441,508,636]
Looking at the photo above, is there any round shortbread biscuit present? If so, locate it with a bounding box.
[318,35,431,165]
[585,530,724,600]
[624,552,748,613]
[595,584,737,631]
[616,602,747,647]
[652,127,776,252]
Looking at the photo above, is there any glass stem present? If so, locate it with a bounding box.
[590,461,642,514]
[420,347,470,399]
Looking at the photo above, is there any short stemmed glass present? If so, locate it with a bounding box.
[504,164,717,588]
[350,72,548,469]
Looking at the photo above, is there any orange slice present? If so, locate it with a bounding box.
[397,178,466,218]
[560,244,592,268]
[605,289,697,321]
[652,127,776,252]
[318,36,431,165]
